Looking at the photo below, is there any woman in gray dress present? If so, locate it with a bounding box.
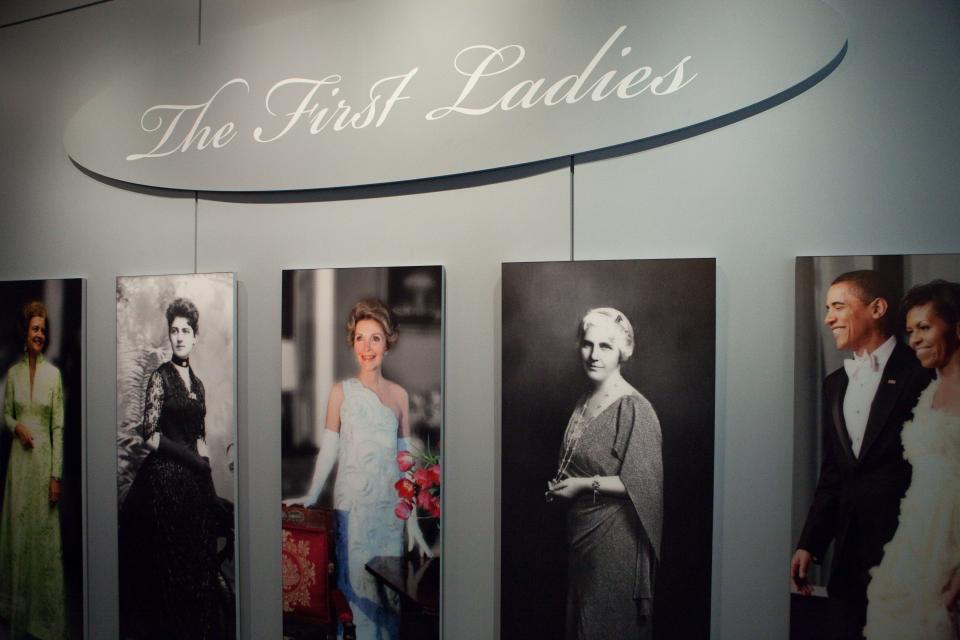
[546,307,663,640]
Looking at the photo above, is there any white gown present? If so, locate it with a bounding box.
[334,378,403,640]
[865,379,960,639]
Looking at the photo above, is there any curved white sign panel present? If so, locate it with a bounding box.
[65,0,846,191]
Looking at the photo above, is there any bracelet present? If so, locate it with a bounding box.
[591,475,600,504]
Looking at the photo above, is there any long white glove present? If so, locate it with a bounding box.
[298,429,340,506]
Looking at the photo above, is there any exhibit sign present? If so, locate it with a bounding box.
[64,0,846,191]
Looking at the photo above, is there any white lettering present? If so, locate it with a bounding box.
[126,78,248,161]
[425,45,526,119]
[253,76,341,143]
[253,69,417,142]
[211,121,237,148]
[615,66,653,99]
[426,26,697,120]
[124,28,699,163]
[649,56,697,95]
[564,26,628,104]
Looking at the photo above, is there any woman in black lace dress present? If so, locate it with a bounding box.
[118,298,221,639]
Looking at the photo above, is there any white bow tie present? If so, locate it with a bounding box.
[844,352,880,378]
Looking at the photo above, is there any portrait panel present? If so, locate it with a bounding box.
[115,272,237,640]
[791,254,960,639]
[500,258,716,640]
[0,277,84,639]
[280,265,443,640]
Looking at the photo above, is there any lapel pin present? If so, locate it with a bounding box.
[887,379,897,384]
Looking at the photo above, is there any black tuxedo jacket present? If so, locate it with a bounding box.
[797,341,933,593]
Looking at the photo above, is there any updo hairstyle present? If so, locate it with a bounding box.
[578,307,635,363]
[346,298,399,349]
[165,297,200,334]
[21,300,49,347]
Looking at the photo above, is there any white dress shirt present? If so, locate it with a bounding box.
[842,335,896,458]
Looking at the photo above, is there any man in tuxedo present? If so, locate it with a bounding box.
[791,270,933,639]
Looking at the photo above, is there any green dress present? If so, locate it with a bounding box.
[0,354,67,640]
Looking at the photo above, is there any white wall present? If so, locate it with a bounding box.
[574,1,960,637]
[0,0,958,638]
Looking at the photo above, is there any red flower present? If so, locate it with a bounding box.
[428,465,441,486]
[394,499,412,520]
[413,469,430,489]
[428,500,441,519]
[417,490,435,510]
[394,478,415,500]
[413,468,433,489]
[396,450,415,472]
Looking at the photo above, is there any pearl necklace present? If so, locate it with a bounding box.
[552,383,623,483]
[553,402,589,484]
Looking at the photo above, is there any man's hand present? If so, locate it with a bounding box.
[791,549,815,595]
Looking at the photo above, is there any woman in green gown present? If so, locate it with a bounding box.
[0,301,67,640]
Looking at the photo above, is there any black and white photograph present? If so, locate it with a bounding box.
[791,254,960,640]
[500,258,715,640]
[115,272,237,640]
[280,266,443,640]
[0,278,84,640]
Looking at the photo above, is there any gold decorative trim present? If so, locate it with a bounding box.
[281,530,318,613]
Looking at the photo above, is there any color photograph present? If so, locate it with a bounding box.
[791,254,960,640]
[500,258,715,640]
[0,278,84,640]
[280,266,443,640]
[115,272,237,640]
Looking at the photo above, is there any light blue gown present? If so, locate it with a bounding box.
[334,378,403,640]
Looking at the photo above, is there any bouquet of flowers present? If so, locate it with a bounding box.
[394,442,441,521]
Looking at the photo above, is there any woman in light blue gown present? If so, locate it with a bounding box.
[295,298,430,639]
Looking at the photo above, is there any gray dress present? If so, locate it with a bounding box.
[562,393,663,640]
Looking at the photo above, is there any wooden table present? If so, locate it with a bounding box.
[366,555,439,638]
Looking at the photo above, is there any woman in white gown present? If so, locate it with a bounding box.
[294,298,429,640]
[865,280,960,640]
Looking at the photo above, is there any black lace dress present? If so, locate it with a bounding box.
[118,361,219,640]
